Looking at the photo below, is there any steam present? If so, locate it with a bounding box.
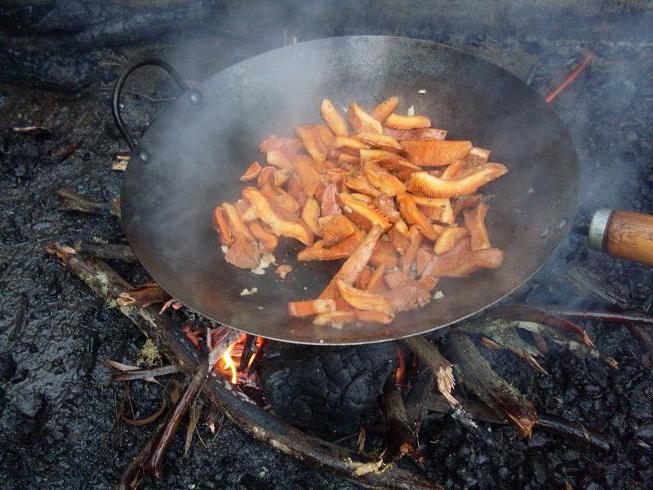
[124,2,652,332]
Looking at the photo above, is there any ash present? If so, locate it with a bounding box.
[1,1,652,488]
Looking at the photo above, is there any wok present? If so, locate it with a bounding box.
[113,36,578,345]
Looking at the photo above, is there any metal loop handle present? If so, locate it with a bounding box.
[112,57,189,154]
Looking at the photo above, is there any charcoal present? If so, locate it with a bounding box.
[258,343,396,439]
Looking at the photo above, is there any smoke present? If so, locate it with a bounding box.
[119,1,653,335]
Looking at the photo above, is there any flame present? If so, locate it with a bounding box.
[215,334,265,384]
[221,341,239,384]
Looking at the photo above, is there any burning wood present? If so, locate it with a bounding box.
[46,243,438,489]
[402,336,458,407]
[445,332,538,437]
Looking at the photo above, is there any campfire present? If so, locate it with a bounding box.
[41,39,653,490]
[3,2,653,489]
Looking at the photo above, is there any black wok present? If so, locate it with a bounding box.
[113,36,578,345]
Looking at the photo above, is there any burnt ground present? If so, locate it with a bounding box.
[1,1,653,489]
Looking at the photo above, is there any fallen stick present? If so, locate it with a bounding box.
[112,365,180,382]
[423,394,610,451]
[46,243,439,489]
[445,333,537,438]
[57,187,120,218]
[534,307,653,327]
[75,241,136,262]
[402,336,457,407]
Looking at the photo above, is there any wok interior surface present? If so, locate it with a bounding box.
[122,36,578,344]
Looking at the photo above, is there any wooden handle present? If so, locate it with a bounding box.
[604,210,653,266]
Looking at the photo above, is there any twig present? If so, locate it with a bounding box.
[144,357,212,479]
[112,365,180,382]
[184,398,204,458]
[117,422,165,490]
[402,336,457,407]
[47,243,440,489]
[122,398,167,427]
[534,307,653,326]
[544,51,594,104]
[424,394,610,451]
[75,241,136,262]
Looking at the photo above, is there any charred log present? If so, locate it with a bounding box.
[57,188,120,217]
[445,332,537,438]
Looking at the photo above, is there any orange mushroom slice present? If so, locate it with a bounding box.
[240,161,262,182]
[407,164,508,198]
[360,149,421,172]
[338,153,360,166]
[249,220,279,253]
[320,99,349,137]
[259,136,303,155]
[412,196,455,224]
[225,237,261,269]
[366,264,386,293]
[383,127,447,141]
[434,226,469,255]
[321,215,358,247]
[293,155,322,197]
[313,311,356,327]
[463,202,491,250]
[348,103,383,134]
[338,192,392,232]
[396,194,443,241]
[370,96,399,122]
[297,229,363,261]
[213,206,234,246]
[370,241,399,269]
[402,140,473,166]
[401,225,423,273]
[288,299,337,318]
[222,202,255,241]
[266,150,294,170]
[335,136,370,153]
[336,279,394,317]
[321,182,342,217]
[257,166,276,188]
[440,160,468,180]
[384,113,431,129]
[355,310,394,324]
[301,197,321,236]
[344,168,381,197]
[356,132,402,152]
[363,161,406,197]
[260,184,300,214]
[466,147,492,166]
[388,220,411,254]
[295,124,333,163]
[373,194,401,223]
[242,187,313,245]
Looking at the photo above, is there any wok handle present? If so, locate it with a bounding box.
[112,57,190,155]
[588,209,653,266]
